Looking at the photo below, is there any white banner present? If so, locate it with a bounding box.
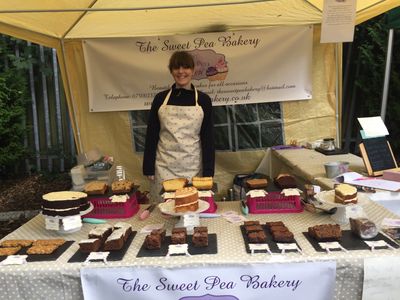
[81,262,336,300]
[83,26,313,112]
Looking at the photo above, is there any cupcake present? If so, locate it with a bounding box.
[215,58,228,80]
[206,66,219,81]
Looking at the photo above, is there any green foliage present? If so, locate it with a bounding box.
[0,36,29,174]
[351,14,400,159]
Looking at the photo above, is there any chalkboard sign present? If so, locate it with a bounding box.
[359,137,399,176]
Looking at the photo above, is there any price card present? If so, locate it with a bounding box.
[183,213,200,227]
[198,190,213,197]
[45,217,60,230]
[246,190,267,198]
[162,192,175,199]
[63,215,82,231]
[277,243,303,254]
[364,240,396,251]
[166,244,191,257]
[0,255,28,266]
[84,252,110,265]
[248,243,272,255]
[319,242,348,253]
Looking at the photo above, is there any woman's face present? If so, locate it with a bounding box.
[171,66,193,88]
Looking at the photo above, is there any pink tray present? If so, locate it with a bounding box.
[247,191,302,214]
[83,192,139,219]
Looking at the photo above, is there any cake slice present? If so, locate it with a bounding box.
[192,177,213,190]
[162,178,187,192]
[246,178,268,189]
[84,181,108,195]
[111,180,134,194]
[334,183,358,204]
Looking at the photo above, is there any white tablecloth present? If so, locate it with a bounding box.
[0,201,399,300]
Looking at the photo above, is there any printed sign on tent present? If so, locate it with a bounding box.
[81,262,336,300]
[83,26,313,112]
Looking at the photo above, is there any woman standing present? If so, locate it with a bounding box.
[143,51,215,202]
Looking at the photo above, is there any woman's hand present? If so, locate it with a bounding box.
[147,175,155,181]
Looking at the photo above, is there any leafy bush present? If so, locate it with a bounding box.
[0,37,29,175]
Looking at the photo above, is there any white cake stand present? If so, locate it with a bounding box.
[159,199,210,229]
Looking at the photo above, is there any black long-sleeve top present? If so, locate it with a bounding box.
[142,84,215,177]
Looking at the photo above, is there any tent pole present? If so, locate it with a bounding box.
[335,43,341,148]
[380,28,394,121]
[60,39,84,154]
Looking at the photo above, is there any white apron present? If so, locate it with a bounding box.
[151,87,204,202]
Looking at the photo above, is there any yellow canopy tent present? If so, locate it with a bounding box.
[0,0,398,194]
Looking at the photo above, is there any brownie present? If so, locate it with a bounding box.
[269,225,289,233]
[171,228,187,244]
[151,229,166,241]
[104,228,125,251]
[244,221,260,226]
[145,233,162,250]
[192,231,209,247]
[244,225,263,234]
[308,224,342,241]
[247,231,267,243]
[272,230,294,243]
[78,238,102,253]
[194,226,208,233]
[89,224,113,242]
[274,174,297,189]
[265,221,285,229]
[114,222,132,242]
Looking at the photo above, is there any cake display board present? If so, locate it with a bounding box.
[67,231,137,263]
[303,230,399,252]
[136,234,217,257]
[240,226,301,254]
[0,241,74,262]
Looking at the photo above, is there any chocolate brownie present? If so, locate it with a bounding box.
[145,233,162,250]
[269,225,289,233]
[114,222,132,242]
[192,231,208,247]
[89,224,113,242]
[171,227,187,244]
[104,228,125,251]
[244,225,263,234]
[272,230,294,243]
[151,229,166,241]
[265,221,285,229]
[247,231,267,243]
[244,221,260,226]
[78,238,102,253]
[308,224,342,241]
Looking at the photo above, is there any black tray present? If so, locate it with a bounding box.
[303,230,399,252]
[240,225,301,253]
[67,231,137,263]
[136,234,217,257]
[0,241,75,262]
[315,148,348,155]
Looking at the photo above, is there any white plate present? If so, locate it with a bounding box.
[159,199,210,216]
[315,190,370,207]
[80,202,94,216]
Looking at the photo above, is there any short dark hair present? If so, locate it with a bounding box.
[168,51,194,72]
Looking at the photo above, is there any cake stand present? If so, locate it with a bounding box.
[159,199,210,229]
[315,190,370,224]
